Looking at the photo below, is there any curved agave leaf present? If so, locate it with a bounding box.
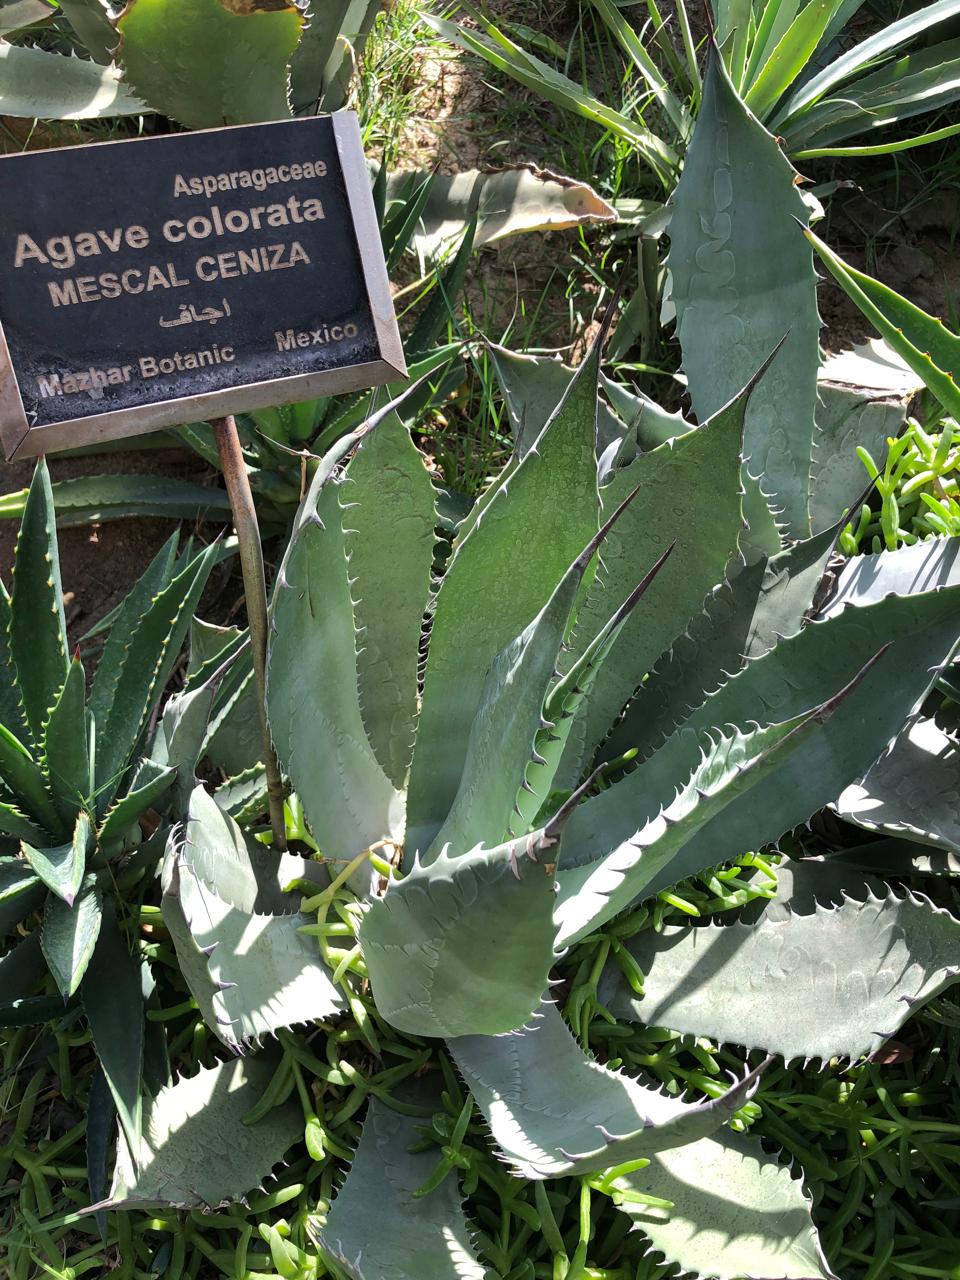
[562,583,960,913]
[487,343,630,459]
[836,714,960,850]
[41,876,102,998]
[449,1005,761,1179]
[554,368,745,788]
[342,415,436,791]
[117,0,304,129]
[106,1054,301,1209]
[806,228,960,420]
[81,899,144,1161]
[822,538,960,612]
[611,1129,836,1280]
[21,811,91,906]
[668,48,820,542]
[556,663,872,948]
[0,44,146,119]
[321,1085,485,1280]
[177,785,322,914]
[162,839,344,1050]
[0,856,44,936]
[429,489,659,857]
[10,460,68,750]
[267,464,401,869]
[601,871,960,1060]
[406,324,602,857]
[603,516,843,766]
[361,829,558,1038]
[41,657,90,828]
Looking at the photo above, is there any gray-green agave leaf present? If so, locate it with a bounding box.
[320,1083,485,1280]
[449,1005,762,1179]
[836,713,960,851]
[360,828,559,1039]
[600,873,960,1060]
[612,1129,836,1280]
[667,47,819,544]
[106,1054,301,1210]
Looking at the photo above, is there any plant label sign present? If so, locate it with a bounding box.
[0,113,404,460]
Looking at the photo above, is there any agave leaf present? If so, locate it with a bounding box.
[177,785,323,913]
[81,899,144,1159]
[0,856,44,935]
[0,802,45,849]
[10,461,69,749]
[361,828,558,1038]
[41,657,90,827]
[0,931,46,1017]
[267,464,400,867]
[555,373,748,786]
[161,842,344,1049]
[810,353,919,535]
[668,49,820,541]
[514,547,674,835]
[321,1084,486,1280]
[94,542,217,811]
[806,228,960,419]
[488,343,647,459]
[555,696,860,948]
[0,723,65,838]
[304,0,386,113]
[431,493,661,857]
[826,838,960,879]
[0,475,235,527]
[823,538,960,610]
[0,0,57,36]
[611,1128,835,1280]
[836,714,960,850]
[562,583,960,915]
[602,870,960,1060]
[86,1068,115,1242]
[450,1005,760,1179]
[117,0,305,129]
[57,0,118,64]
[21,810,91,906]
[288,0,352,112]
[88,534,178,731]
[343,416,436,790]
[215,765,269,825]
[0,582,29,746]
[107,1053,301,1209]
[604,516,844,765]
[149,678,219,812]
[0,43,147,119]
[393,166,616,260]
[97,761,177,852]
[185,620,261,777]
[773,0,960,130]
[41,877,103,998]
[406,328,602,856]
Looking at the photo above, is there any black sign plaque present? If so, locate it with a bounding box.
[0,113,404,459]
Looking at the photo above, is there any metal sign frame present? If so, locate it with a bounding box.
[0,112,405,460]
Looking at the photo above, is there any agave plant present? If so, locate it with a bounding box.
[797,230,960,880]
[428,0,960,190]
[1,0,385,123]
[67,54,960,1278]
[0,460,217,1168]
